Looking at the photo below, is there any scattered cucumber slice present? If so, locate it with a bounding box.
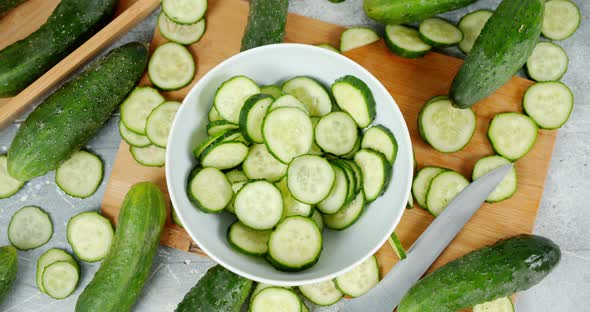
[361,125,397,164]
[120,87,165,135]
[214,76,260,124]
[287,155,335,205]
[472,155,517,203]
[55,150,103,198]
[146,101,181,148]
[473,297,515,312]
[148,42,195,91]
[458,10,493,54]
[282,76,332,117]
[542,0,581,41]
[67,212,114,262]
[426,170,469,217]
[242,144,287,182]
[239,94,273,143]
[130,144,166,167]
[250,287,302,312]
[335,255,380,297]
[412,166,448,209]
[388,232,407,259]
[0,155,24,198]
[119,120,151,147]
[235,180,283,230]
[42,261,79,299]
[385,24,431,58]
[299,279,343,306]
[340,27,380,52]
[260,85,283,99]
[262,107,313,164]
[419,17,463,47]
[251,283,292,302]
[523,82,574,130]
[158,12,206,45]
[162,0,207,25]
[227,220,271,256]
[488,113,538,161]
[188,167,233,213]
[332,75,376,128]
[267,216,322,271]
[526,42,569,82]
[8,206,52,250]
[36,249,76,293]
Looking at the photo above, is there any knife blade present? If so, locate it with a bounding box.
[341,163,514,312]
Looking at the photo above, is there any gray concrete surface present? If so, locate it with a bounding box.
[0,0,588,311]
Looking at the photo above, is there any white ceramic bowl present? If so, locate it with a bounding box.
[166,43,413,286]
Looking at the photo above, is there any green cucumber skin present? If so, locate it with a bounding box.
[175,265,253,312]
[398,234,561,312]
[364,0,478,24]
[7,43,148,181]
[450,0,544,109]
[0,246,17,304]
[241,0,288,51]
[0,0,118,97]
[75,182,166,312]
[0,0,26,16]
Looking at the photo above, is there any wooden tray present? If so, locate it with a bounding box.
[101,0,556,279]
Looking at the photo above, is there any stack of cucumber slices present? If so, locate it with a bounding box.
[187,74,398,273]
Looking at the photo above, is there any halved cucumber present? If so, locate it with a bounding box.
[282,76,332,117]
[317,163,350,214]
[214,76,260,124]
[36,249,76,293]
[316,43,340,53]
[235,180,283,230]
[162,0,207,25]
[227,220,271,256]
[487,113,538,161]
[269,94,308,113]
[473,297,514,312]
[354,149,391,202]
[276,178,313,218]
[158,12,206,45]
[388,232,407,259]
[287,155,335,205]
[200,141,248,170]
[311,209,324,231]
[250,287,302,312]
[523,82,574,130]
[526,42,569,82]
[260,85,283,99]
[315,111,359,156]
[42,260,79,299]
[0,155,24,198]
[119,121,151,147]
[299,279,343,306]
[426,170,469,216]
[146,101,181,147]
[419,17,463,47]
[472,155,517,203]
[148,42,195,91]
[207,120,238,136]
[262,107,313,164]
[130,145,166,167]
[542,0,581,41]
[412,166,447,209]
[385,25,431,58]
[332,75,376,128]
[458,10,493,54]
[243,144,287,182]
[323,191,365,230]
[55,150,103,198]
[361,125,397,164]
[335,255,380,298]
[239,94,273,143]
[187,167,233,213]
[419,96,476,153]
[8,206,52,250]
[267,216,322,271]
[67,212,114,262]
[208,105,223,122]
[120,87,165,135]
[340,27,380,52]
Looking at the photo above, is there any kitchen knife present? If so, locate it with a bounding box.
[341,163,514,312]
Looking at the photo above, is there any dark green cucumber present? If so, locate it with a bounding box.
[7,42,147,181]
[0,246,17,304]
[175,265,253,312]
[363,0,478,24]
[75,182,166,312]
[398,234,560,312]
[0,0,117,97]
[450,0,544,109]
[241,0,288,51]
[0,0,26,16]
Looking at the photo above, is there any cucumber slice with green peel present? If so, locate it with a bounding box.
[226,168,248,183]
[67,212,114,262]
[226,181,246,214]
[523,82,574,130]
[251,283,293,301]
[119,121,151,147]
[171,208,183,228]
[473,297,514,312]
[200,141,248,170]
[208,105,223,122]
[36,249,76,293]
[282,76,332,117]
[158,13,206,45]
[354,149,391,202]
[227,220,271,256]
[243,144,287,182]
[276,178,313,218]
[361,125,398,164]
[426,170,469,216]
[130,144,166,167]
[316,43,340,53]
[333,159,359,204]
[418,96,476,153]
[315,112,359,156]
[214,76,260,124]
[161,0,207,25]
[526,42,569,82]
[488,113,538,161]
[207,120,238,136]
[542,0,581,41]
[341,135,361,159]
[250,287,302,312]
[235,180,283,230]
[473,155,517,203]
[311,209,324,231]
[299,279,343,306]
[148,42,195,91]
[385,25,431,59]
[458,10,493,54]
[419,17,463,47]
[388,232,407,259]
[146,101,181,147]
[317,163,350,215]
[120,87,165,135]
[260,85,283,99]
[323,191,365,230]
[412,166,448,209]
[239,94,273,143]
[267,216,323,271]
[269,94,309,113]
[188,167,233,213]
[42,260,79,299]
[309,116,324,156]
[193,128,241,158]
[56,151,103,198]
[340,27,380,52]
[332,75,376,128]
[262,107,313,164]
[343,159,363,195]
[0,155,24,198]
[8,206,52,250]
[287,155,336,205]
[335,255,380,297]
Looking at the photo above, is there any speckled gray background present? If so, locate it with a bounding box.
[0,0,588,311]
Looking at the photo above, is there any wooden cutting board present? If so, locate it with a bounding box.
[101,0,556,280]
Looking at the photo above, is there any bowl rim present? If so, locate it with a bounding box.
[166,43,413,286]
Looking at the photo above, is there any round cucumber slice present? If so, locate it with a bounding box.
[0,155,24,199]
[262,107,313,164]
[412,166,448,209]
[361,125,397,164]
[542,0,581,41]
[67,212,114,262]
[158,12,206,45]
[526,42,569,82]
[119,120,151,147]
[267,216,322,271]
[458,10,493,54]
[472,155,517,203]
[299,279,343,306]
[214,76,260,124]
[235,180,283,230]
[130,144,166,167]
[42,261,79,299]
[148,42,195,91]
[276,178,313,219]
[473,297,514,312]
[385,24,431,59]
[188,167,233,213]
[523,82,574,130]
[36,249,76,293]
[162,0,207,25]
[120,87,165,135]
[315,111,359,156]
[227,220,271,256]
[250,287,302,312]
[287,155,335,205]
[269,94,308,113]
[425,170,469,216]
[259,85,283,99]
[55,150,103,198]
[282,76,332,117]
[8,206,53,250]
[239,94,273,143]
[419,17,463,47]
[323,191,365,230]
[488,113,538,161]
[335,255,380,297]
[243,144,287,182]
[146,101,181,147]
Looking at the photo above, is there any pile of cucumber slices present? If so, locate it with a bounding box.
[187,74,398,272]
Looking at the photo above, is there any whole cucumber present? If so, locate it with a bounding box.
[0,245,18,304]
[241,0,288,51]
[0,0,118,97]
[0,0,27,16]
[175,265,253,312]
[450,0,544,108]
[363,0,478,25]
[75,182,166,312]
[7,42,148,181]
[398,234,560,312]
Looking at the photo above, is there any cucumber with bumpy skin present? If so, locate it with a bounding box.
[364,0,478,25]
[241,0,288,51]
[0,245,17,304]
[0,0,27,16]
